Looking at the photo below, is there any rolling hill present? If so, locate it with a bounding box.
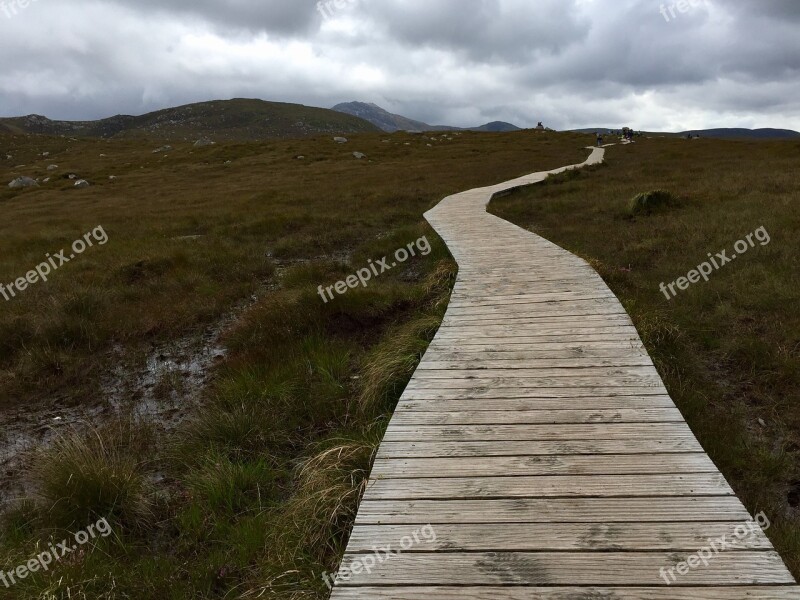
[0,99,380,141]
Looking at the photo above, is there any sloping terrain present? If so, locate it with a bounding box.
[0,99,380,141]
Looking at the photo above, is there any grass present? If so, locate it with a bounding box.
[0,129,592,597]
[489,135,800,577]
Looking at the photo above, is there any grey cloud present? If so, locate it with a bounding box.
[0,0,797,130]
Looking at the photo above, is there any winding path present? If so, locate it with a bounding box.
[331,147,799,598]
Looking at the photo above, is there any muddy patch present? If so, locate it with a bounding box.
[0,302,244,512]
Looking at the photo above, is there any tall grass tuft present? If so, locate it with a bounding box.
[33,419,156,531]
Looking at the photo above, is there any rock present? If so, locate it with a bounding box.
[426,144,433,147]
[353,152,367,159]
[109,175,117,180]
[67,174,78,180]
[295,155,305,160]
[99,153,107,157]
[758,418,767,427]
[194,138,215,147]
[42,152,50,157]
[43,178,50,183]
[224,160,232,165]
[333,137,348,144]
[8,177,38,189]
[152,145,172,153]
[74,179,90,188]
[47,164,58,171]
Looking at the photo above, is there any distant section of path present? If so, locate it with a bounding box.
[331,147,799,598]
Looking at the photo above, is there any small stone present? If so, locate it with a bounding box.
[333,137,348,144]
[353,152,367,159]
[758,418,767,427]
[8,176,38,189]
[47,164,58,171]
[74,179,90,188]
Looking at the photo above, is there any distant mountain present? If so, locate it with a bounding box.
[331,102,433,133]
[570,127,800,140]
[0,99,380,141]
[679,128,800,140]
[473,121,522,132]
[332,101,521,133]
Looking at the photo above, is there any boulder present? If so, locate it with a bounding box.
[74,179,90,189]
[333,137,348,144]
[8,177,38,189]
[152,145,172,153]
[47,164,59,171]
[194,138,215,147]
[353,152,367,159]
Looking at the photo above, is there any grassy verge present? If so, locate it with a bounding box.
[0,131,593,597]
[489,136,800,576]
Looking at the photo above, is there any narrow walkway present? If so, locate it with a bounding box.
[331,148,799,598]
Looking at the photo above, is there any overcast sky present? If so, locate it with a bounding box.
[1,0,798,131]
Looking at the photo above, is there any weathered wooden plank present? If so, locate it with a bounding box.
[419,357,655,369]
[396,396,677,412]
[361,473,728,500]
[346,521,771,552]
[382,423,698,442]
[431,335,641,347]
[374,438,704,458]
[413,366,661,379]
[353,497,751,525]
[401,387,669,400]
[369,454,718,478]
[335,552,795,586]
[434,326,639,338]
[332,586,800,599]
[389,408,684,425]
[404,377,664,390]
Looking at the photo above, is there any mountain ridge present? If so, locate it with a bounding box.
[570,127,800,140]
[332,101,521,133]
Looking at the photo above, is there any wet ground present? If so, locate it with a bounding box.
[0,306,239,511]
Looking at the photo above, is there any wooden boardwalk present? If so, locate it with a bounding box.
[330,148,800,598]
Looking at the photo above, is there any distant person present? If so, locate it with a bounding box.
[597,132,603,147]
